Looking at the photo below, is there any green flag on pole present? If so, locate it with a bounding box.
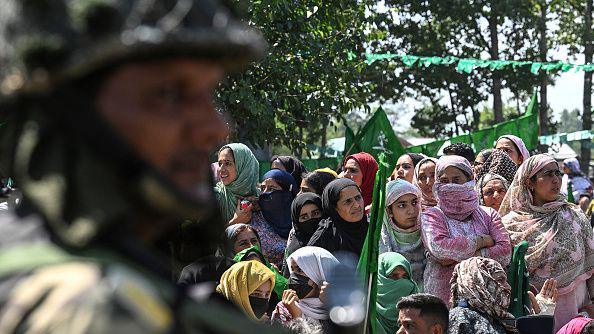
[344,124,361,158]
[357,153,389,334]
[350,107,405,172]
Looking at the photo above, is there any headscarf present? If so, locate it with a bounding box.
[224,223,261,257]
[450,257,515,332]
[475,173,509,206]
[316,178,369,256]
[385,179,422,233]
[434,155,479,221]
[303,170,337,196]
[555,316,593,334]
[286,193,324,257]
[259,169,297,238]
[271,155,308,187]
[476,149,518,184]
[315,167,338,177]
[376,253,418,334]
[563,158,583,176]
[216,261,276,320]
[233,245,288,298]
[286,246,340,320]
[405,153,425,167]
[413,157,438,210]
[214,143,260,223]
[496,135,530,164]
[499,154,594,293]
[343,152,379,206]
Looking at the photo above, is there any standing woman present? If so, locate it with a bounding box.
[499,154,594,332]
[475,173,509,212]
[421,155,512,305]
[308,179,369,258]
[495,135,530,166]
[215,143,259,225]
[475,149,517,185]
[392,153,425,183]
[379,179,426,289]
[342,152,378,209]
[413,157,438,212]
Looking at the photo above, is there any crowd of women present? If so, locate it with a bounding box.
[179,135,594,334]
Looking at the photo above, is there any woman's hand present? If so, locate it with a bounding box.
[229,199,252,225]
[475,234,495,250]
[281,290,302,319]
[529,279,558,314]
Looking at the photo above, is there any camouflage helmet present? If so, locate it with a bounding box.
[0,0,266,97]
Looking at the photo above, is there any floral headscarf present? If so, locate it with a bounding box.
[499,154,594,293]
[450,257,515,331]
[413,157,438,210]
[475,173,509,206]
[434,155,479,221]
[475,149,518,185]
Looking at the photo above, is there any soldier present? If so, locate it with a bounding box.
[0,0,284,333]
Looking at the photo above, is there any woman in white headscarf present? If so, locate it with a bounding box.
[271,246,339,333]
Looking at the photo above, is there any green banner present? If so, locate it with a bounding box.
[355,52,594,74]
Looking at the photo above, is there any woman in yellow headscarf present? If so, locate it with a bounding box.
[216,261,276,321]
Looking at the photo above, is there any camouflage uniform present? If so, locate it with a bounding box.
[0,1,281,333]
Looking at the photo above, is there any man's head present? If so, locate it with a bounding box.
[0,0,266,247]
[443,143,476,163]
[396,294,449,334]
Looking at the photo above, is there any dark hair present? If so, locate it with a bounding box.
[227,225,261,256]
[406,153,425,167]
[303,171,336,196]
[582,320,594,334]
[443,143,476,163]
[476,148,494,162]
[396,293,449,329]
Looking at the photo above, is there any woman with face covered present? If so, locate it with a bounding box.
[421,155,512,305]
[217,260,276,322]
[252,169,298,268]
[271,246,339,333]
[376,252,418,334]
[282,193,325,276]
[449,257,558,334]
[499,154,594,332]
[307,178,369,258]
[379,179,426,290]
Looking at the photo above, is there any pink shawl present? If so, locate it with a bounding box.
[434,155,479,221]
[499,154,594,293]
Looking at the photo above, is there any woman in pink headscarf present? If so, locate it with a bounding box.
[495,135,530,166]
[420,155,512,306]
[499,154,594,332]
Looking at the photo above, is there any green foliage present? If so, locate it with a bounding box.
[217,0,373,155]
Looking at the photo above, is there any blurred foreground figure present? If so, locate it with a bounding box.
[0,1,287,333]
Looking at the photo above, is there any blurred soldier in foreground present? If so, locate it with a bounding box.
[0,0,283,333]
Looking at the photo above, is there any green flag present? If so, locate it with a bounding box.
[357,153,389,334]
[354,107,405,172]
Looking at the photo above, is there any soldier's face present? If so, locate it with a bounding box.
[96,59,227,195]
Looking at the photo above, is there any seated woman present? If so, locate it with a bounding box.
[299,170,336,196]
[392,153,425,183]
[217,261,276,322]
[421,155,511,305]
[342,152,378,210]
[234,245,288,309]
[255,169,298,267]
[449,257,558,334]
[379,179,426,289]
[413,157,438,212]
[177,223,259,286]
[376,252,418,334]
[475,149,517,185]
[499,154,594,332]
[283,193,325,275]
[476,173,509,212]
[307,178,369,258]
[272,246,339,333]
[495,135,530,166]
[271,155,308,188]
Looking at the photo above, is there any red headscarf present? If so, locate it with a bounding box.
[344,152,378,206]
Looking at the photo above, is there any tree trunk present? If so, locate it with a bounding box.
[489,8,504,123]
[538,1,549,136]
[320,121,328,158]
[582,0,593,175]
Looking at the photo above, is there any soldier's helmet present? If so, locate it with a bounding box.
[0,0,266,248]
[0,0,266,96]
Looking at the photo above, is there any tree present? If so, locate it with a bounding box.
[218,0,372,157]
